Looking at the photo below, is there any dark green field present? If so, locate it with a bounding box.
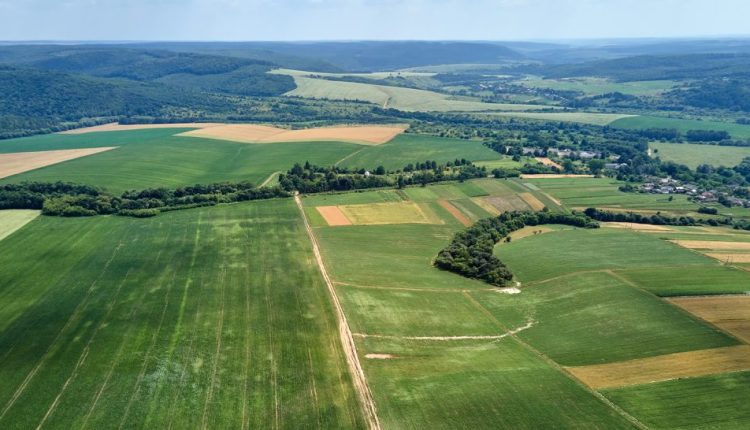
[0,200,364,429]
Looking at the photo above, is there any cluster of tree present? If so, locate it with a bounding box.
[434,211,599,286]
[0,181,289,218]
[666,79,750,112]
[635,128,744,145]
[279,160,488,193]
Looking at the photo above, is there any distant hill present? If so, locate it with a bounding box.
[0,46,296,97]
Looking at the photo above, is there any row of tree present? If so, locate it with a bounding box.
[582,207,750,230]
[434,210,599,286]
[0,181,289,218]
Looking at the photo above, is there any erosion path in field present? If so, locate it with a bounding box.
[294,195,381,430]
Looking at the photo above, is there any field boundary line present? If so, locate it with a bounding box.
[334,147,368,166]
[334,281,495,294]
[259,171,281,188]
[462,292,649,430]
[295,195,381,430]
[352,323,533,341]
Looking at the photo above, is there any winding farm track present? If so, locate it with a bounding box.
[294,195,381,430]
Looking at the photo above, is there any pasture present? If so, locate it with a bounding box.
[0,210,39,241]
[612,115,750,139]
[650,141,750,168]
[0,200,364,429]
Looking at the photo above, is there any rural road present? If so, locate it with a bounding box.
[294,195,382,430]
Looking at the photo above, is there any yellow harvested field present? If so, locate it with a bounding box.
[437,200,471,227]
[316,206,353,227]
[506,226,553,242]
[705,253,750,263]
[567,345,750,390]
[535,157,563,170]
[520,174,595,179]
[179,124,407,145]
[338,202,443,226]
[604,222,674,232]
[0,210,40,241]
[671,240,750,251]
[471,197,501,216]
[669,296,750,343]
[519,193,546,211]
[0,147,117,179]
[59,122,222,134]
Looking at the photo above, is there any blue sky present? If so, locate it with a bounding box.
[0,0,748,41]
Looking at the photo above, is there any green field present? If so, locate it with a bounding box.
[604,371,750,429]
[0,129,361,193]
[517,77,677,96]
[616,265,750,296]
[0,200,364,429]
[650,141,750,168]
[482,111,633,126]
[612,115,750,139]
[281,74,553,113]
[338,134,503,170]
[0,210,39,241]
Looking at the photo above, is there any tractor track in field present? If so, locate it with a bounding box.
[295,195,381,430]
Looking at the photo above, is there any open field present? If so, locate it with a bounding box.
[0,210,39,241]
[518,192,546,210]
[482,111,633,126]
[0,129,362,193]
[179,124,408,145]
[612,115,750,139]
[59,122,220,134]
[338,134,503,170]
[568,345,750,389]
[338,202,443,226]
[604,371,750,429]
[317,206,353,226]
[604,222,674,232]
[650,141,750,168]
[281,74,554,113]
[516,77,678,96]
[436,200,472,226]
[669,296,750,343]
[0,147,117,179]
[616,265,750,296]
[0,199,364,429]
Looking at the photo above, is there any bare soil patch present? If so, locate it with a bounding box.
[180,124,408,145]
[671,240,750,251]
[59,123,221,134]
[0,147,117,179]
[520,174,594,179]
[535,157,563,170]
[568,345,750,390]
[705,253,750,263]
[437,200,471,227]
[519,192,546,211]
[669,296,750,343]
[365,354,397,360]
[316,206,352,227]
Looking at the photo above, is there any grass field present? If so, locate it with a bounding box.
[0,129,362,193]
[616,265,750,296]
[650,141,750,168]
[517,77,677,96]
[338,134,503,170]
[604,371,750,429]
[0,210,39,241]
[612,115,750,139]
[282,74,553,113]
[0,200,364,429]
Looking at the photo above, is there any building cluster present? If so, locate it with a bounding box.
[637,176,750,207]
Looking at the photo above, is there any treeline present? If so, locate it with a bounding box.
[583,207,750,230]
[279,160,487,193]
[0,181,289,218]
[434,211,599,286]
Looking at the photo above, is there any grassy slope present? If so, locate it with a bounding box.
[0,130,361,193]
[604,371,750,429]
[650,141,750,168]
[612,115,750,139]
[338,134,503,171]
[0,200,364,429]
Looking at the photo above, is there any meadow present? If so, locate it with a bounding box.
[0,200,364,429]
[650,141,750,168]
[612,115,750,139]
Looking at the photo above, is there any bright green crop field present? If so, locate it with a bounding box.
[0,129,362,193]
[0,200,364,429]
[650,141,750,168]
[338,134,503,171]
